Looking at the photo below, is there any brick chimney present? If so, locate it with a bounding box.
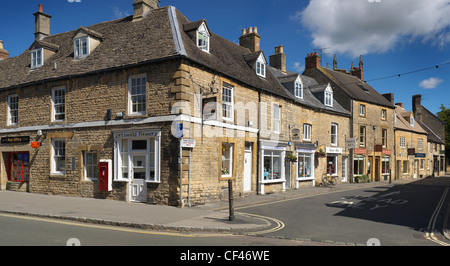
[350,55,364,81]
[382,93,394,104]
[305,52,321,70]
[133,0,159,22]
[239,27,261,52]
[0,41,9,60]
[34,4,52,40]
[269,46,286,73]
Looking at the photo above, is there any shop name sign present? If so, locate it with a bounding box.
[1,136,30,144]
[181,139,196,148]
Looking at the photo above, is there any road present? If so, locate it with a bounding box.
[239,177,450,246]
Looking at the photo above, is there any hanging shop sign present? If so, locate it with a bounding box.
[31,141,41,149]
[1,136,30,144]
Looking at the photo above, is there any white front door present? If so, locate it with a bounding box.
[244,151,252,192]
[130,154,147,202]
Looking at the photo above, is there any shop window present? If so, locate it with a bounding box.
[115,135,160,183]
[420,159,425,170]
[264,150,282,181]
[298,153,313,179]
[354,156,365,176]
[403,161,409,174]
[221,143,233,177]
[327,156,337,175]
[382,157,390,180]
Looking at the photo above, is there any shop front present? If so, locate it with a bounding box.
[260,142,286,195]
[0,136,33,192]
[296,143,316,187]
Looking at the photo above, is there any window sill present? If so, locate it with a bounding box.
[261,179,285,184]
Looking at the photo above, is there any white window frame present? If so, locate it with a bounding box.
[294,77,303,99]
[324,85,333,107]
[256,54,266,78]
[51,138,66,175]
[297,151,314,180]
[7,94,19,126]
[303,124,312,141]
[74,36,90,59]
[381,109,387,120]
[84,151,98,181]
[382,129,387,148]
[273,104,281,134]
[331,123,338,146]
[418,138,423,151]
[262,149,285,182]
[221,143,234,178]
[400,137,406,148]
[360,126,366,147]
[31,48,43,69]
[410,117,414,127]
[52,87,66,122]
[360,104,366,116]
[196,23,210,53]
[128,74,147,116]
[222,85,234,121]
[114,132,161,183]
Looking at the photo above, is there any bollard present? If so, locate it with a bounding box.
[228,179,235,221]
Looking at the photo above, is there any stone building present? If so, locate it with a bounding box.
[0,1,350,206]
[412,95,446,177]
[303,54,396,182]
[393,103,429,179]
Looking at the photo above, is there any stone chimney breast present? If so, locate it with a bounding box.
[239,26,261,52]
[133,0,159,21]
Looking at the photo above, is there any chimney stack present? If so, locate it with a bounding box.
[412,94,422,120]
[34,4,52,40]
[350,55,364,81]
[133,0,159,22]
[382,93,394,104]
[395,103,404,108]
[305,52,321,71]
[0,41,9,60]
[239,27,261,53]
[269,46,286,73]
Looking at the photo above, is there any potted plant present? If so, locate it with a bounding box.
[315,148,326,158]
[285,154,297,163]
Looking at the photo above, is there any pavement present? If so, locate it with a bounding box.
[0,177,449,239]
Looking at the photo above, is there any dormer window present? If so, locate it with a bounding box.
[294,77,303,99]
[197,22,210,52]
[73,27,103,60]
[31,48,43,69]
[256,53,266,78]
[324,85,333,107]
[74,36,89,59]
[410,116,414,127]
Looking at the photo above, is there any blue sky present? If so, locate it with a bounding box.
[1,0,449,114]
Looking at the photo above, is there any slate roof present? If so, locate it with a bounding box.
[0,5,295,101]
[394,105,427,135]
[268,66,350,116]
[303,67,396,109]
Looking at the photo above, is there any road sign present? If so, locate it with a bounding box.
[181,139,196,148]
[346,138,357,149]
[176,123,183,138]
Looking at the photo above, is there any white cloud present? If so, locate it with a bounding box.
[293,62,305,73]
[294,0,450,57]
[419,77,444,89]
[112,7,131,19]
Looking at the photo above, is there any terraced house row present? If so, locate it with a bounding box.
[0,0,446,206]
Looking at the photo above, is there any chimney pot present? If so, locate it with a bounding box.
[242,29,247,36]
[239,26,261,52]
[34,4,52,40]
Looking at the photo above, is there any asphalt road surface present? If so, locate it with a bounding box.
[238,177,450,246]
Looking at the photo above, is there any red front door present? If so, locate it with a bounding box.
[8,152,30,183]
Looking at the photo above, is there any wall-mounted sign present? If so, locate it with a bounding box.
[181,139,196,148]
[31,141,41,149]
[203,97,217,121]
[415,153,426,158]
[1,136,30,144]
[408,148,416,156]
